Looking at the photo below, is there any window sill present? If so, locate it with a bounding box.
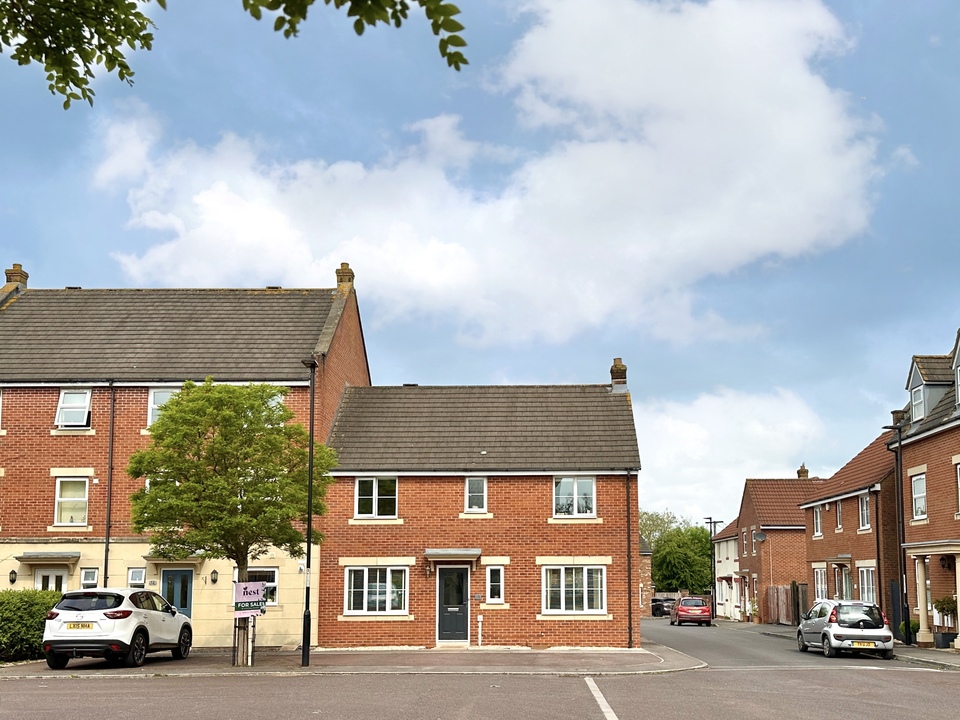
[348,518,404,525]
[857,527,872,534]
[812,534,823,540]
[0,429,6,436]
[459,512,494,519]
[547,517,603,524]
[955,512,960,521]
[834,528,843,533]
[47,525,93,532]
[910,518,929,526]
[50,428,96,436]
[536,613,611,621]
[337,614,415,621]
[140,428,152,436]
[480,602,510,610]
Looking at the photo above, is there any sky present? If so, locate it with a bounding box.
[3,0,960,530]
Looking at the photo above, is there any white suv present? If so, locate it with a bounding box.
[42,588,192,669]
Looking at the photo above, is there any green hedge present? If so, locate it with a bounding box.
[0,589,62,662]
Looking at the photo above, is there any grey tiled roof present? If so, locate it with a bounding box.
[327,384,641,473]
[902,333,960,439]
[0,288,342,382]
[913,354,953,384]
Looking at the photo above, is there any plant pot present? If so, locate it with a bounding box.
[934,632,957,649]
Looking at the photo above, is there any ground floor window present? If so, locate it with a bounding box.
[542,566,605,613]
[35,569,66,591]
[247,568,279,605]
[858,567,876,603]
[345,567,408,614]
[814,568,827,599]
[486,566,504,603]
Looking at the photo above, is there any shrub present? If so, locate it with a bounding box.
[898,618,921,639]
[0,589,62,662]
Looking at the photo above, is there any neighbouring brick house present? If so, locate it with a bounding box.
[894,330,960,648]
[735,467,819,624]
[0,262,371,649]
[798,433,898,619]
[319,360,643,648]
[712,517,741,620]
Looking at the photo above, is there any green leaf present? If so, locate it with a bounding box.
[445,34,466,48]
[353,17,365,35]
[440,18,464,33]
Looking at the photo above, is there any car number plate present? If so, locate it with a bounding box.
[852,641,874,648]
[67,622,93,630]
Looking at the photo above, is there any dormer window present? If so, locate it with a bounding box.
[911,386,924,421]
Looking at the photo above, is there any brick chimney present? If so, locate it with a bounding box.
[797,463,809,479]
[336,262,355,294]
[610,357,628,393]
[891,409,908,426]
[4,263,28,286]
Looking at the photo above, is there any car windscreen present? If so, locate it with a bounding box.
[55,593,124,612]
[837,605,883,628]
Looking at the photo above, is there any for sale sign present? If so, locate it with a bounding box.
[234,581,267,618]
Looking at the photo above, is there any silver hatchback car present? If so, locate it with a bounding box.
[797,599,894,659]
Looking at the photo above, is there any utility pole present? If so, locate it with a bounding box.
[705,517,723,620]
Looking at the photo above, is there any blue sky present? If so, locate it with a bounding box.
[3,0,960,528]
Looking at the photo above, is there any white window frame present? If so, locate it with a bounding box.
[55,477,88,526]
[814,568,827,600]
[148,388,178,426]
[0,388,3,430]
[246,567,279,605]
[836,500,842,530]
[541,565,606,614]
[553,476,596,518]
[465,477,487,513]
[742,530,747,555]
[859,495,871,530]
[55,388,92,428]
[344,566,408,615]
[35,569,67,592]
[912,473,927,519]
[813,507,822,537]
[956,464,960,513]
[80,568,99,589]
[858,567,876,603]
[486,565,504,604]
[128,568,146,588]
[751,530,756,554]
[355,477,398,519]
[911,385,924,421]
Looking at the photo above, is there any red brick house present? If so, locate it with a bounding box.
[798,433,898,618]
[319,360,642,648]
[735,468,819,624]
[0,262,370,649]
[894,331,960,647]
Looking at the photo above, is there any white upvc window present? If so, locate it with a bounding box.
[911,386,924,421]
[912,474,927,519]
[246,568,279,605]
[465,477,487,513]
[55,388,92,428]
[751,530,756,554]
[128,568,146,588]
[741,530,747,555]
[80,568,99,589]
[836,500,842,530]
[859,567,876,603]
[553,477,595,517]
[148,388,177,426]
[486,565,504,604]
[355,478,397,518]
[813,507,822,536]
[957,464,960,512]
[55,477,88,525]
[0,388,4,429]
[345,566,408,614]
[814,568,827,600]
[542,566,605,613]
[859,495,871,529]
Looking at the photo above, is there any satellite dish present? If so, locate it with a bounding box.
[754,532,767,542]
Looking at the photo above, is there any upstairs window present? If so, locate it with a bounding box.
[858,495,871,530]
[741,530,747,555]
[911,386,924,421]
[56,389,91,428]
[751,529,756,554]
[553,477,595,517]
[836,500,842,530]
[149,388,177,426]
[813,507,822,536]
[355,478,397,518]
[465,477,487,513]
[912,474,927,519]
[55,478,88,525]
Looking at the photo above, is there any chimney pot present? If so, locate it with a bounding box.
[797,463,809,479]
[4,263,28,286]
[610,357,627,384]
[336,262,355,293]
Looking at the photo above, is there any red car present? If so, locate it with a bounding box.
[670,597,712,626]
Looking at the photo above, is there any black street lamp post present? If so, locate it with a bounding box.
[705,517,722,619]
[884,422,912,646]
[301,358,318,667]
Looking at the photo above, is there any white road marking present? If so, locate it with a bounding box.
[584,677,619,720]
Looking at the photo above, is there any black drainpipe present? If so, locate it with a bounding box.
[102,381,116,587]
[626,469,634,648]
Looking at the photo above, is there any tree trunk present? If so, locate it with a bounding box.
[234,560,251,667]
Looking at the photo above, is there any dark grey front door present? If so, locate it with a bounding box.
[438,567,468,641]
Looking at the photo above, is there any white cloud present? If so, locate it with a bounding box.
[634,386,827,526]
[103,0,880,346]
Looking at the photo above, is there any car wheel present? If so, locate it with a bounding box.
[172,626,192,660]
[677,620,683,626]
[881,649,894,660]
[125,630,148,668]
[669,618,675,625]
[45,652,69,670]
[797,632,808,653]
[822,635,836,658]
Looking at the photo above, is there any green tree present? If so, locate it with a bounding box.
[638,509,691,551]
[127,378,336,583]
[1,0,467,108]
[651,525,712,594]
